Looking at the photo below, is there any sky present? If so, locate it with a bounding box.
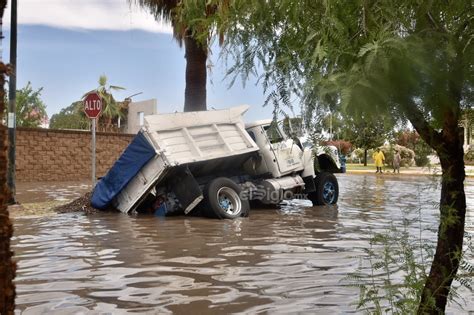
[1,0,274,122]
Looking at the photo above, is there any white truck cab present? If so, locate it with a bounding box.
[245,119,314,178]
[243,119,341,206]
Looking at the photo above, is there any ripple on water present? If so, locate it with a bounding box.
[12,175,474,314]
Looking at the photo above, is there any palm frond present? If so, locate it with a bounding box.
[109,85,126,91]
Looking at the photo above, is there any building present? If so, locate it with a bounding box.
[126,99,158,134]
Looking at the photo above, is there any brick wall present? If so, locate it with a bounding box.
[16,127,134,182]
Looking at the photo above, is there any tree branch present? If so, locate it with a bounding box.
[398,98,444,152]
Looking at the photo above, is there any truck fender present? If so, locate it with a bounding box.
[301,149,315,178]
[316,154,340,173]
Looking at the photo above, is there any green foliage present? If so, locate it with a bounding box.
[462,109,474,134]
[343,204,472,314]
[194,3,472,311]
[342,117,391,151]
[396,130,433,167]
[132,1,229,112]
[320,112,345,139]
[414,152,431,168]
[51,75,127,132]
[343,214,427,313]
[131,0,228,44]
[350,148,366,163]
[11,82,47,128]
[465,147,474,163]
[202,0,472,149]
[330,115,393,165]
[380,144,415,167]
[84,75,127,131]
[281,116,304,138]
[323,140,352,155]
[456,232,474,294]
[49,101,88,130]
[88,74,125,121]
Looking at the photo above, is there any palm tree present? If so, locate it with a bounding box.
[132,0,211,112]
[0,2,16,313]
[84,75,125,132]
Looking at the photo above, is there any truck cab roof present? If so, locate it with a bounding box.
[245,119,273,129]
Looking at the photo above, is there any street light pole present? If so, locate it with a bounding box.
[8,0,17,203]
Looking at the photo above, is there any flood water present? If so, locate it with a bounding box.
[12,174,474,314]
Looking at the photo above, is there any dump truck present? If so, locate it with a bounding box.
[91,105,341,219]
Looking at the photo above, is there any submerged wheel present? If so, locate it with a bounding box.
[203,177,250,219]
[308,172,339,206]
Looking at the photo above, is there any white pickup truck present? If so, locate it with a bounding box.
[91,105,341,219]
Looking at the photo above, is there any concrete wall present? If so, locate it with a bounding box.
[127,99,158,134]
[16,127,134,182]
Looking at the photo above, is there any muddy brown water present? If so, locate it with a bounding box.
[15,181,91,204]
[12,175,474,314]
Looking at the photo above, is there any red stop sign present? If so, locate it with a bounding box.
[84,92,102,119]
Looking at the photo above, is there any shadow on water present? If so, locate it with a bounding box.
[12,174,474,314]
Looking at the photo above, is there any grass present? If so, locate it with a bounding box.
[346,163,474,176]
[346,163,377,171]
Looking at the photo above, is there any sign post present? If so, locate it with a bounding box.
[83,92,102,187]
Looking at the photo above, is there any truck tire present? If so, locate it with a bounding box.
[308,172,339,206]
[203,177,250,219]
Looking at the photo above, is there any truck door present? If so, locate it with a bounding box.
[264,124,304,175]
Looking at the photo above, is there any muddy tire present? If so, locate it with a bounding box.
[203,177,250,219]
[308,172,339,206]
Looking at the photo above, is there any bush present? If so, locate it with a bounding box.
[380,144,415,167]
[349,148,374,164]
[349,148,363,163]
[395,130,432,167]
[465,146,474,163]
[415,153,430,167]
[343,205,473,314]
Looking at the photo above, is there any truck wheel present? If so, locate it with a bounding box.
[308,172,339,206]
[203,177,250,219]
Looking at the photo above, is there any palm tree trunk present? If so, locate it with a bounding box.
[0,61,16,314]
[183,32,207,112]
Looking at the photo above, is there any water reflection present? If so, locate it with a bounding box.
[12,175,473,314]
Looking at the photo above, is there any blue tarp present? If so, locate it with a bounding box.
[91,131,156,209]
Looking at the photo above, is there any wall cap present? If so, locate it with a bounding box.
[17,127,136,137]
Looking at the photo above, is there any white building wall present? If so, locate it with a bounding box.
[127,99,158,134]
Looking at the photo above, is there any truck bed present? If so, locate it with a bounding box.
[94,105,260,214]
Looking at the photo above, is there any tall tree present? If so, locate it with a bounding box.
[198,1,472,312]
[132,0,227,112]
[11,82,47,128]
[133,0,205,112]
[342,118,389,166]
[320,112,392,165]
[0,1,16,313]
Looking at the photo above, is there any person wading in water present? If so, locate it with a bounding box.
[393,149,401,174]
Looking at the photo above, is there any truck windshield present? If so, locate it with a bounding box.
[264,124,285,144]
